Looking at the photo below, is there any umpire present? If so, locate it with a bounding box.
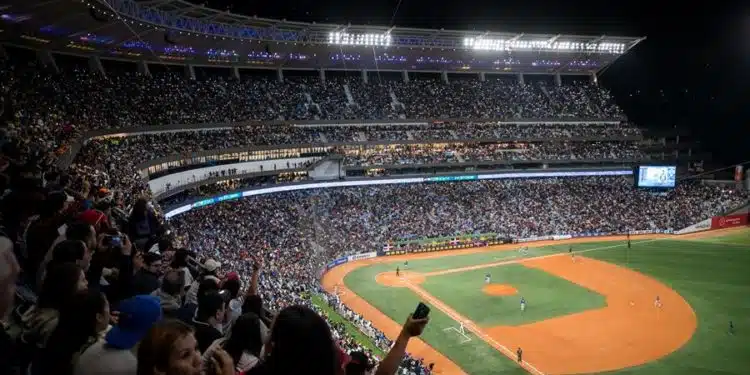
[517,347,523,363]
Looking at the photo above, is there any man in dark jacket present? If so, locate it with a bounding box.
[190,291,226,353]
[152,270,184,318]
[131,252,162,295]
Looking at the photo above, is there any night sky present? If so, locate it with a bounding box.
[190,0,750,166]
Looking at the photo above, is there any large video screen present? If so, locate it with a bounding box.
[637,166,676,188]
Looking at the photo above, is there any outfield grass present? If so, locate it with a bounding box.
[422,264,606,326]
[344,231,750,374]
[587,236,750,375]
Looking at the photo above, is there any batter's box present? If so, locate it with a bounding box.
[443,323,472,344]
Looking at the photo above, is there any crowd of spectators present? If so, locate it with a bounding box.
[342,141,645,166]
[2,52,627,163]
[0,51,744,375]
[167,177,747,265]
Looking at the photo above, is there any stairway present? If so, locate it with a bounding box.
[343,84,355,105]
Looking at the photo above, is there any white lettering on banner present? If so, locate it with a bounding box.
[347,252,378,262]
[675,218,711,234]
[517,235,554,243]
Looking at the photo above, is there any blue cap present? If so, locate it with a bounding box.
[105,295,163,349]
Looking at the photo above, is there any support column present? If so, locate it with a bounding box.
[137,61,150,76]
[319,69,325,83]
[554,73,562,87]
[276,68,284,83]
[232,67,240,80]
[402,70,409,83]
[361,70,368,84]
[441,71,449,84]
[517,73,524,85]
[479,72,486,82]
[88,56,106,77]
[36,51,59,74]
[590,72,598,86]
[185,64,196,80]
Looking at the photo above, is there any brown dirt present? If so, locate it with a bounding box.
[375,271,427,287]
[486,255,697,374]
[320,231,727,374]
[482,284,519,296]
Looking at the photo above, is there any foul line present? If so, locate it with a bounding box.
[422,239,662,277]
[404,280,545,375]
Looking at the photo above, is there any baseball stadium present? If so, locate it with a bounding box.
[0,1,748,375]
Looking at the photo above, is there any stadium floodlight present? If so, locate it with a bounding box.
[328,32,392,47]
[464,37,625,54]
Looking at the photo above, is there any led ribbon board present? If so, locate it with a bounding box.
[164,169,633,219]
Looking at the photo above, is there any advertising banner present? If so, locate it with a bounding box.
[326,257,349,270]
[347,252,378,262]
[553,235,573,241]
[711,214,749,230]
[675,218,712,234]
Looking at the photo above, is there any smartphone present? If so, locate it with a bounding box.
[108,236,122,247]
[413,302,430,319]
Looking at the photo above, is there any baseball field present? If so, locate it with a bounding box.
[321,227,750,374]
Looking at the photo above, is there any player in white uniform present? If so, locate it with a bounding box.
[484,273,491,284]
[519,246,528,256]
[654,295,662,308]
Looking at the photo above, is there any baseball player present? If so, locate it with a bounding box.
[569,246,576,262]
[729,321,735,335]
[516,347,523,363]
[654,295,662,308]
[628,239,631,249]
[404,260,409,269]
[484,273,491,284]
[396,266,400,277]
[520,296,526,312]
[519,246,528,256]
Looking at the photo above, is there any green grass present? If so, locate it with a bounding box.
[343,229,750,374]
[310,294,385,357]
[587,235,750,375]
[345,261,527,374]
[421,264,606,326]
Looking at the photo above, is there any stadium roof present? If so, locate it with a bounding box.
[0,0,646,73]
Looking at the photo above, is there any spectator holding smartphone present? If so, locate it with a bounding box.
[373,314,429,375]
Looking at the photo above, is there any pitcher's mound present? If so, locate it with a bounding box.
[483,284,518,296]
[376,271,426,287]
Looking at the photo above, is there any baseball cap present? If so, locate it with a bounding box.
[105,295,163,349]
[225,271,240,281]
[202,259,222,272]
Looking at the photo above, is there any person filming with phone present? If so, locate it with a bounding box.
[371,303,430,375]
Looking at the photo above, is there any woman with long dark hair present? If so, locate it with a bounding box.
[203,312,265,374]
[18,263,88,371]
[247,305,339,375]
[128,198,161,250]
[33,289,110,375]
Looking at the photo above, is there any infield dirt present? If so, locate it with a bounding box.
[321,229,740,374]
